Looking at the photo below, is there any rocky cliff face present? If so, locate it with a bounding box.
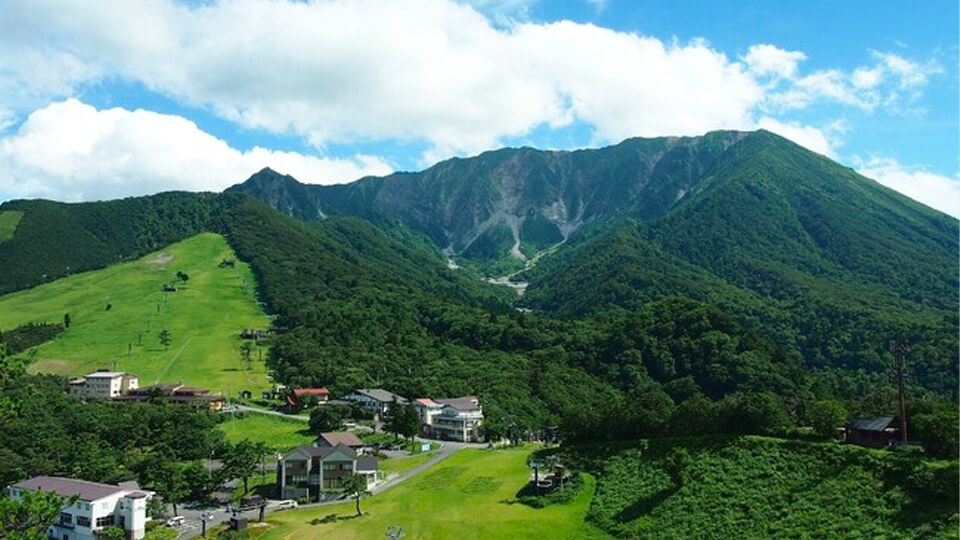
[228,130,749,266]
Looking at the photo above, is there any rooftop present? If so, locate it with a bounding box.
[13,476,128,502]
[353,388,407,404]
[318,431,364,447]
[847,416,898,432]
[437,396,481,411]
[84,371,136,379]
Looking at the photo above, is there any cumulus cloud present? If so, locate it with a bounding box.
[755,117,840,158]
[0,99,392,201]
[854,156,960,217]
[744,44,807,80]
[0,0,790,158]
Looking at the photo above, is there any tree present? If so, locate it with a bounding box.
[912,410,959,459]
[150,462,189,517]
[397,402,421,443]
[225,441,268,495]
[63,313,71,329]
[341,474,371,516]
[240,342,254,371]
[0,490,73,540]
[806,400,847,439]
[309,406,345,435]
[176,271,189,283]
[158,329,171,350]
[97,526,127,540]
[383,397,401,440]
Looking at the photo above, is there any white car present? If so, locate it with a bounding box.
[274,500,298,510]
[165,516,185,527]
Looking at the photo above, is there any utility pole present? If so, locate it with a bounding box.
[890,340,909,444]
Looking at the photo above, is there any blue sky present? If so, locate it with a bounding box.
[0,0,957,215]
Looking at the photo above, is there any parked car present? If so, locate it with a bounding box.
[274,499,298,510]
[165,516,185,527]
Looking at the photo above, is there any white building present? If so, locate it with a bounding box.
[9,476,153,540]
[69,371,139,399]
[415,396,484,442]
[340,388,406,418]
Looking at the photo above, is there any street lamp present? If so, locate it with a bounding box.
[200,511,214,537]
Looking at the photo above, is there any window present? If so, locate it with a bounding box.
[77,516,90,528]
[95,515,115,528]
[59,512,73,524]
[341,463,352,471]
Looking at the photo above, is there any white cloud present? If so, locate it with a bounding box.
[851,66,884,90]
[0,99,392,201]
[744,44,807,79]
[854,156,960,217]
[755,117,839,158]
[0,0,766,158]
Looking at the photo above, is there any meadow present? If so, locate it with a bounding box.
[0,233,272,393]
[0,210,22,243]
[217,413,315,453]
[261,447,611,540]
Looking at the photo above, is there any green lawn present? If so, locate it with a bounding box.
[378,453,434,477]
[218,413,316,453]
[0,233,272,393]
[261,447,609,540]
[0,210,23,244]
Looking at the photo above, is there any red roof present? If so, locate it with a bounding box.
[293,387,329,396]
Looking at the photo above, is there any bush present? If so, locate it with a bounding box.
[516,472,584,508]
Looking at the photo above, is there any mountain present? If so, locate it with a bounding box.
[2,129,956,438]
[227,131,750,269]
[228,130,959,395]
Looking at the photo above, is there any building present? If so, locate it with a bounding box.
[118,383,225,411]
[845,416,901,448]
[69,371,139,399]
[277,444,378,500]
[314,431,365,453]
[285,387,330,407]
[9,476,153,540]
[416,396,484,442]
[341,388,407,418]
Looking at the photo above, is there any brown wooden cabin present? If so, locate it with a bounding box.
[844,416,900,448]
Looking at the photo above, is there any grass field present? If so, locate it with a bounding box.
[0,210,23,243]
[218,413,316,453]
[378,453,434,476]
[0,233,273,393]
[261,447,611,540]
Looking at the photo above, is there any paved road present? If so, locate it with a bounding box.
[234,404,309,421]
[173,439,486,538]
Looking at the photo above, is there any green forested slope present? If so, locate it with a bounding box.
[565,436,958,539]
[524,132,958,396]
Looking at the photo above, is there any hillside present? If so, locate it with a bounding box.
[0,233,272,392]
[0,192,244,295]
[565,436,958,539]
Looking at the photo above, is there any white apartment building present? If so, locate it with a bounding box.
[415,396,484,442]
[69,371,139,399]
[9,476,153,540]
